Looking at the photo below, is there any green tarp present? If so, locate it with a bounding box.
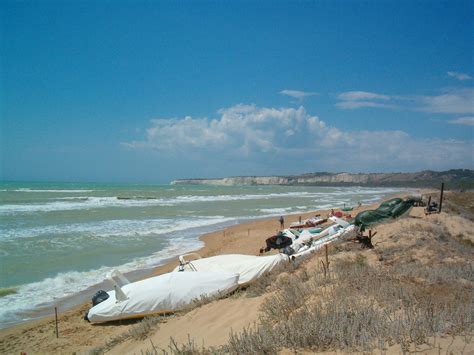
[354,198,415,228]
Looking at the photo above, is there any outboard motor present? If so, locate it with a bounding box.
[265,232,293,251]
[92,289,110,306]
[84,290,110,321]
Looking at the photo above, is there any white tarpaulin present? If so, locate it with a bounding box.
[174,254,288,285]
[290,216,353,252]
[87,271,239,323]
[293,224,356,258]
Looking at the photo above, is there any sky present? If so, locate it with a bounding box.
[1,0,473,183]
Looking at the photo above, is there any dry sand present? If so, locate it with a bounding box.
[1,191,472,354]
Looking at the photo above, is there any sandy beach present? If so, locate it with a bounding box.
[1,190,473,354]
[0,201,369,353]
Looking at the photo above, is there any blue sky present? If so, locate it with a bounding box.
[1,0,473,183]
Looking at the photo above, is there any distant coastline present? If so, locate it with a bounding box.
[171,169,474,189]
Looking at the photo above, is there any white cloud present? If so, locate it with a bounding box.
[336,91,395,110]
[336,87,474,114]
[280,90,318,100]
[124,105,326,155]
[335,101,396,110]
[337,91,390,101]
[123,104,474,172]
[447,71,472,81]
[417,88,474,114]
[448,117,474,126]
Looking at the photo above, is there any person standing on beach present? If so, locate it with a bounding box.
[279,216,284,229]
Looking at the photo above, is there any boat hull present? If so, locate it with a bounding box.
[87,271,239,323]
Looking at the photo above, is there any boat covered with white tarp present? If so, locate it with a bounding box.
[292,224,356,258]
[86,271,239,323]
[282,216,353,253]
[174,253,288,285]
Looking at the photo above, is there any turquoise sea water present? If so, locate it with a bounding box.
[0,182,405,327]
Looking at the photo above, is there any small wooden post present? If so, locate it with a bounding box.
[325,244,330,277]
[438,183,444,213]
[426,195,432,214]
[247,229,250,237]
[223,230,226,238]
[54,307,59,338]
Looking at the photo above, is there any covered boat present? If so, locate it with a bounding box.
[174,253,288,285]
[289,216,352,253]
[354,197,415,228]
[293,224,357,258]
[86,271,239,323]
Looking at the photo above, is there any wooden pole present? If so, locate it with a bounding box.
[325,244,330,277]
[438,182,444,213]
[54,307,59,338]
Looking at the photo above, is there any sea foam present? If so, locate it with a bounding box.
[0,191,328,215]
[0,235,204,327]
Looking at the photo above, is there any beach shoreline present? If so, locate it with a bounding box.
[0,191,410,353]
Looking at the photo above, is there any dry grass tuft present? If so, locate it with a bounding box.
[216,258,473,353]
[443,191,474,221]
[142,255,472,354]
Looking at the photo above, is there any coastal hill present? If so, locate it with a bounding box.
[171,169,474,188]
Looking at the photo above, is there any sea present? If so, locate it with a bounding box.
[0,181,406,328]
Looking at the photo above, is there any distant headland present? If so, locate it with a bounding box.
[171,169,474,189]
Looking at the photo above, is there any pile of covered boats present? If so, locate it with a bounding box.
[85,198,414,323]
[85,218,355,323]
